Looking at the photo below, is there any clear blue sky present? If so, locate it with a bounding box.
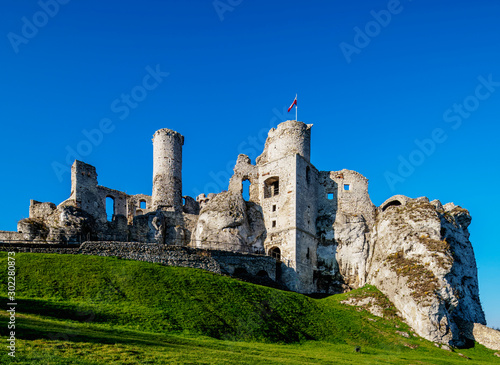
[1,0,499,328]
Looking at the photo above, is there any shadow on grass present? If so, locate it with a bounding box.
[4,311,191,351]
[7,297,111,322]
[2,297,316,345]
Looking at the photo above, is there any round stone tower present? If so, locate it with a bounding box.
[264,120,312,163]
[152,128,184,211]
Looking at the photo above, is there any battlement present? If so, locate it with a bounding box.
[153,128,184,144]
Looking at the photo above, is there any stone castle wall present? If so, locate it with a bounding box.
[0,230,24,241]
[0,241,277,282]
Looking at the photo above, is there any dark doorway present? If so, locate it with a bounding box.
[269,246,281,262]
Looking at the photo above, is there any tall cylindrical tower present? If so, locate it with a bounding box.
[152,128,184,211]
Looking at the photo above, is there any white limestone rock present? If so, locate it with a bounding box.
[334,213,371,288]
[366,199,485,346]
[191,191,265,252]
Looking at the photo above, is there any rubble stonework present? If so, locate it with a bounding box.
[0,120,491,348]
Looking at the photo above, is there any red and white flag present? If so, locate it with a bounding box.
[288,95,297,112]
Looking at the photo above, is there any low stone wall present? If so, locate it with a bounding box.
[0,241,278,283]
[473,323,500,351]
[79,242,222,274]
[0,242,80,254]
[209,250,277,281]
[0,230,24,241]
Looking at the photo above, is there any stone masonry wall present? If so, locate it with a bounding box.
[0,231,24,241]
[0,242,277,281]
[69,160,106,223]
[258,154,297,265]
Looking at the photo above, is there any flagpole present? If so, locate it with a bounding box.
[295,94,298,121]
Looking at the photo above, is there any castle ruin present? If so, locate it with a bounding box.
[0,120,488,347]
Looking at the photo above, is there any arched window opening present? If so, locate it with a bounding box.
[139,200,147,209]
[269,246,281,262]
[105,196,115,222]
[136,209,143,216]
[382,200,402,212]
[264,177,279,198]
[242,179,251,201]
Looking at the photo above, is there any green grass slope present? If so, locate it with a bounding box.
[1,252,499,364]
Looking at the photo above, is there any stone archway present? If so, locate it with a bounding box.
[382,200,402,212]
[269,246,281,262]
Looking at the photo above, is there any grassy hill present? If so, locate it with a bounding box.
[1,252,499,364]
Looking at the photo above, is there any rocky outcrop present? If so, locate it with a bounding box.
[190,191,266,253]
[334,213,371,289]
[18,202,97,243]
[366,198,485,346]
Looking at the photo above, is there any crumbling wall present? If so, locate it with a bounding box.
[379,195,411,213]
[128,194,153,222]
[316,169,376,292]
[69,160,106,223]
[328,169,375,224]
[228,154,259,202]
[196,193,216,210]
[29,201,57,220]
[97,186,128,218]
[182,196,200,215]
[18,202,96,243]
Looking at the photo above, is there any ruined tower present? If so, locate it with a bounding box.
[70,160,106,222]
[262,120,312,163]
[152,128,184,212]
[256,120,318,293]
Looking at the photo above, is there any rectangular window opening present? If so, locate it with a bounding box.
[272,220,276,228]
[272,205,276,212]
[344,184,350,191]
[327,193,334,200]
